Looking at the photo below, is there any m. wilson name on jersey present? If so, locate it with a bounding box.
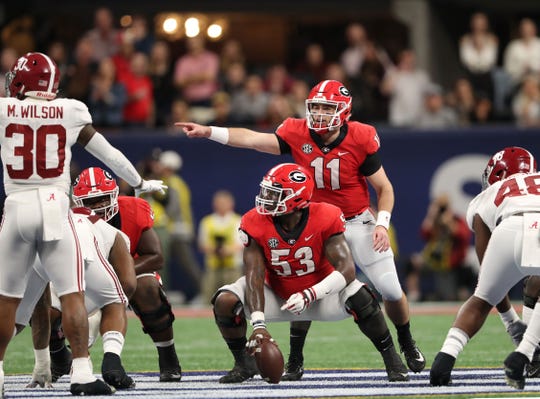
[7,104,64,119]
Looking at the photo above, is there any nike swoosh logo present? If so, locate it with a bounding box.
[305,234,314,241]
[338,151,349,156]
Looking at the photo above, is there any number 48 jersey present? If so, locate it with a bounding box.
[466,172,540,231]
[0,97,92,195]
[239,201,346,300]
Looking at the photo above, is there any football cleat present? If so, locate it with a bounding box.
[50,344,73,382]
[504,351,529,389]
[507,320,527,347]
[158,349,182,382]
[159,368,182,382]
[381,349,409,382]
[430,352,455,386]
[526,349,540,378]
[101,352,135,389]
[281,356,304,381]
[70,379,115,396]
[400,340,426,373]
[219,356,258,384]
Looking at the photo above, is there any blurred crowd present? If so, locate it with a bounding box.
[2,7,540,131]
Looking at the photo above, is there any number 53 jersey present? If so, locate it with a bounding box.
[466,171,540,231]
[0,97,92,195]
[239,201,346,300]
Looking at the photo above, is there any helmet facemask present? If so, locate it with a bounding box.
[306,99,348,133]
[73,189,119,221]
[256,181,306,216]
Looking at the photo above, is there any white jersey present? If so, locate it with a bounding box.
[0,96,91,195]
[466,172,540,231]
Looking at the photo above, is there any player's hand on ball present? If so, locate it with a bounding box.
[246,329,284,384]
[246,328,274,356]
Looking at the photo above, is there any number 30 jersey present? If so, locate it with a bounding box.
[239,202,346,299]
[466,172,540,231]
[0,97,92,195]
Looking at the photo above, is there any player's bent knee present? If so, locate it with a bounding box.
[345,285,381,323]
[130,288,175,334]
[524,276,540,298]
[376,271,403,302]
[213,290,245,328]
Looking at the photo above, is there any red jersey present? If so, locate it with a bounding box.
[113,196,155,255]
[276,118,380,218]
[239,202,346,299]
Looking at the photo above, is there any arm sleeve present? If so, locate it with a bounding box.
[359,152,382,176]
[84,132,142,187]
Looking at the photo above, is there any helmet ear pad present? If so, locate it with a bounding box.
[255,163,314,216]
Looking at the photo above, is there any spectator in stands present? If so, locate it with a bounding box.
[112,31,136,85]
[167,98,192,135]
[173,36,220,107]
[63,38,97,101]
[129,14,155,55]
[47,41,70,95]
[83,7,121,63]
[259,93,295,130]
[503,18,540,86]
[294,43,328,88]
[149,41,175,127]
[340,22,369,79]
[446,78,477,126]
[417,84,459,129]
[459,12,498,101]
[264,64,294,95]
[0,47,18,97]
[221,61,247,97]
[88,57,127,129]
[287,79,310,118]
[122,52,154,127]
[405,194,474,301]
[471,93,494,124]
[207,91,240,127]
[381,48,431,127]
[230,74,270,125]
[512,74,540,127]
[219,39,246,78]
[198,190,243,305]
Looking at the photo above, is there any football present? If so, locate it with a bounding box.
[254,338,284,384]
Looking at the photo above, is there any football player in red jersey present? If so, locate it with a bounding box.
[176,79,424,379]
[213,163,408,383]
[68,167,183,382]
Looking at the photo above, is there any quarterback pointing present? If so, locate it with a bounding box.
[0,51,164,396]
[176,79,424,379]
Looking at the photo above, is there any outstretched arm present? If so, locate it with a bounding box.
[175,122,281,155]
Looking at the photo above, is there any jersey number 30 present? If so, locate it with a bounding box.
[5,123,66,179]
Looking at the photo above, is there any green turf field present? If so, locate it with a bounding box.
[3,309,517,375]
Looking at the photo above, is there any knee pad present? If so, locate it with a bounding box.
[130,288,175,334]
[345,286,381,323]
[213,290,245,328]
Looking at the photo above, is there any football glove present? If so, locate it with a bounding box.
[134,179,167,197]
[280,288,316,315]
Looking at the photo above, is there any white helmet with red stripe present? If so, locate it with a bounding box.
[305,80,352,134]
[72,167,119,221]
[5,52,59,100]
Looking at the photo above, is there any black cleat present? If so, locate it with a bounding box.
[507,320,527,347]
[101,352,135,389]
[70,379,115,396]
[526,348,540,378]
[430,352,455,386]
[159,367,182,382]
[504,351,529,390]
[400,340,426,373]
[382,349,409,382]
[219,356,258,384]
[50,345,73,382]
[281,356,304,381]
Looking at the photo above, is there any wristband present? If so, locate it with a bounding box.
[209,126,229,144]
[376,210,391,230]
[250,311,266,329]
[34,347,50,366]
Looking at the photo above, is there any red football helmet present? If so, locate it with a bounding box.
[482,146,537,189]
[72,167,119,221]
[5,52,59,100]
[305,80,352,134]
[256,163,314,216]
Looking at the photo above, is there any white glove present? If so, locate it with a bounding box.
[134,179,167,197]
[26,363,52,388]
[280,289,315,315]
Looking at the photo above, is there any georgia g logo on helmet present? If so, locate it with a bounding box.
[289,170,307,183]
